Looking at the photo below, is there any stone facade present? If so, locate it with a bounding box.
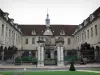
[0,7,100,66]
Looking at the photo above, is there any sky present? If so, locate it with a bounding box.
[0,0,100,25]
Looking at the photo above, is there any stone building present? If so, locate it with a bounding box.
[0,7,100,66]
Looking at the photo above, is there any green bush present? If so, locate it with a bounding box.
[22,56,32,62]
[15,57,21,63]
[69,61,76,71]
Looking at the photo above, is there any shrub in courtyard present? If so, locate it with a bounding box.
[69,61,76,71]
[15,57,21,65]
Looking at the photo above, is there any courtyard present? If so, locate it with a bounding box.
[0,63,100,75]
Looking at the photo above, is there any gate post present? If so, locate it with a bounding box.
[56,36,64,66]
[37,36,45,67]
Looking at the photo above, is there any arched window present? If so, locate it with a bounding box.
[68,38,71,45]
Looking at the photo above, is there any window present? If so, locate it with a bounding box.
[80,34,81,41]
[14,33,15,44]
[78,36,79,42]
[87,30,89,38]
[91,27,93,37]
[78,35,79,42]
[84,20,88,26]
[68,38,71,45]
[18,35,19,43]
[26,38,28,44]
[95,25,97,35]
[12,31,13,41]
[6,27,8,37]
[9,29,10,39]
[12,31,14,45]
[82,33,83,41]
[60,30,65,35]
[16,34,17,44]
[32,38,35,44]
[76,37,77,42]
[1,24,4,36]
[90,14,95,21]
[84,31,86,40]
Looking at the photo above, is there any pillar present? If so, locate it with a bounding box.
[94,50,97,60]
[57,47,61,66]
[57,46,64,66]
[60,47,64,66]
[77,50,81,60]
[37,47,41,66]
[37,46,44,67]
[4,25,6,47]
[2,51,4,61]
[2,24,6,61]
[40,46,44,66]
[35,51,37,58]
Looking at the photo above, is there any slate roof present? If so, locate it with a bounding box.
[19,25,78,36]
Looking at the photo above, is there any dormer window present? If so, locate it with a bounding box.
[75,28,78,32]
[73,28,78,35]
[4,12,9,20]
[84,20,88,26]
[90,14,95,21]
[60,30,65,35]
[31,30,36,35]
[9,19,14,25]
[18,28,21,32]
[14,23,18,29]
[79,24,82,29]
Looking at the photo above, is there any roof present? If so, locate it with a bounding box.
[74,7,100,34]
[18,25,78,36]
[92,7,100,16]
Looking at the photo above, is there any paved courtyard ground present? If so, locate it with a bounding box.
[0,63,100,72]
[0,63,100,68]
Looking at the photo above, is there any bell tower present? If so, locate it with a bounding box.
[43,9,53,35]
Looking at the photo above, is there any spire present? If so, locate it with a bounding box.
[45,8,50,25]
[43,9,53,35]
[47,8,49,19]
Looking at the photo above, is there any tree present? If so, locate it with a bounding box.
[69,61,76,71]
